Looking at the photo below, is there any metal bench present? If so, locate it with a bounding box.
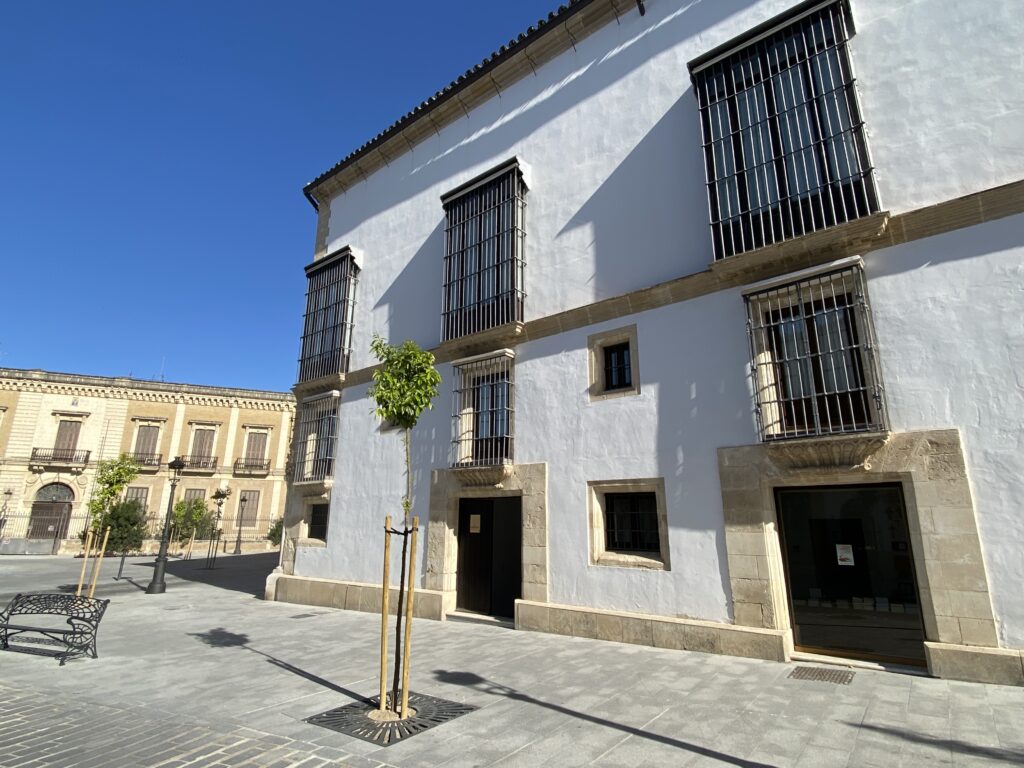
[0,592,110,665]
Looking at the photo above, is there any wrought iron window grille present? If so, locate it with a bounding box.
[292,394,339,483]
[691,0,879,261]
[744,263,885,440]
[441,161,526,341]
[451,352,514,468]
[297,248,360,383]
[603,342,633,391]
[603,492,660,554]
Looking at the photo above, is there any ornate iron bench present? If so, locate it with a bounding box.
[0,592,110,665]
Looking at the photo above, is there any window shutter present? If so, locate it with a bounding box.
[192,429,215,457]
[245,431,268,461]
[135,425,159,455]
[54,420,82,451]
[239,490,259,527]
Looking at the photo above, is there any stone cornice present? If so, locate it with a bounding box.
[0,369,295,412]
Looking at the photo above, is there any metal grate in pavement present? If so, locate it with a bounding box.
[788,666,855,685]
[306,691,476,746]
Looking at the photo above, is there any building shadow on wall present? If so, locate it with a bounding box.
[375,219,445,347]
[335,0,752,228]
[556,94,712,298]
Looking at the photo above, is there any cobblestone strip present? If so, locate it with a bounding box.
[0,683,380,768]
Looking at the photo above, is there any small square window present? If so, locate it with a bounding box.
[588,479,669,570]
[587,325,640,401]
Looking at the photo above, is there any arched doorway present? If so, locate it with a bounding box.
[28,483,75,553]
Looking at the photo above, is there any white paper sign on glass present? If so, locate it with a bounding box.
[836,544,854,566]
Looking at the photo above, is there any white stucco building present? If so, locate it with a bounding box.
[270,0,1024,685]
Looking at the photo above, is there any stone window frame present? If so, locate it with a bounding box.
[587,324,641,402]
[187,421,221,455]
[129,417,165,456]
[587,477,670,571]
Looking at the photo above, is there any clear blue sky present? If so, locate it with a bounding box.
[0,1,560,392]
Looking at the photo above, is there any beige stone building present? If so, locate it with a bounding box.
[0,368,294,555]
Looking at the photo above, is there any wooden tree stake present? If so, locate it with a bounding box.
[379,515,392,712]
[87,526,111,598]
[76,530,95,596]
[400,517,419,719]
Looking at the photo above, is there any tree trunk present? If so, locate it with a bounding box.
[390,428,413,712]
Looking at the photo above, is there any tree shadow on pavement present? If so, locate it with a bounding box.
[855,723,1024,763]
[188,626,369,703]
[432,669,773,768]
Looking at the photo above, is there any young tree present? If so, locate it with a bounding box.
[98,499,148,553]
[367,334,441,714]
[87,454,140,535]
[172,497,215,543]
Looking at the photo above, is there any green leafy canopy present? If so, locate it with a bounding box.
[87,454,140,530]
[367,334,442,430]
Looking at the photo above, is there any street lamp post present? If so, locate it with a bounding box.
[233,493,247,555]
[146,457,186,595]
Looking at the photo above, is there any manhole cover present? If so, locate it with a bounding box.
[306,691,476,746]
[788,666,855,685]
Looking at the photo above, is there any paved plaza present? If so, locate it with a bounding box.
[1,554,1023,767]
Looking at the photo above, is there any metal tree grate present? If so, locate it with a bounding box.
[788,666,855,685]
[305,692,477,746]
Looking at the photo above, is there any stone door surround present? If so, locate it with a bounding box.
[719,429,1024,685]
[426,463,548,616]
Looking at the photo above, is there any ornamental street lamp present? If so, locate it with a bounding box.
[146,457,186,595]
[233,493,248,555]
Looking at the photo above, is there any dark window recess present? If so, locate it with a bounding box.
[604,492,660,554]
[441,163,526,341]
[745,265,884,440]
[309,504,329,541]
[691,1,879,260]
[298,251,359,382]
[603,342,632,391]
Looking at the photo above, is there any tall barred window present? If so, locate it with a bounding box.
[297,247,359,383]
[451,351,514,467]
[690,0,879,260]
[441,161,526,341]
[745,263,885,440]
[292,394,338,482]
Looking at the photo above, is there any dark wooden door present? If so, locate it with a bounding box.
[456,497,522,617]
[457,499,492,614]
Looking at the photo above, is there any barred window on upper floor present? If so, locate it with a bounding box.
[744,263,885,440]
[292,394,338,483]
[441,160,526,342]
[297,248,360,383]
[690,0,879,261]
[451,351,515,467]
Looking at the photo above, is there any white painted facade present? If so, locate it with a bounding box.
[285,0,1024,664]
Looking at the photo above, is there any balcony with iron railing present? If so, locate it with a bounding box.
[233,458,271,476]
[129,452,163,471]
[30,448,91,466]
[180,455,218,473]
